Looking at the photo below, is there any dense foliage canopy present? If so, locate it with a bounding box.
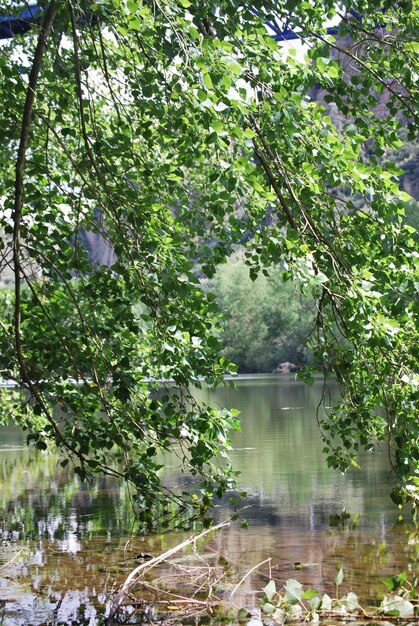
[0,0,418,521]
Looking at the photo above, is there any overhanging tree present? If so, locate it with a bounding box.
[0,0,417,520]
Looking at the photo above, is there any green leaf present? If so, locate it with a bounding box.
[243,128,256,139]
[202,73,214,90]
[263,579,276,602]
[335,567,344,587]
[127,0,137,13]
[284,578,303,604]
[390,489,405,507]
[382,573,407,591]
[211,120,224,134]
[316,57,330,72]
[302,588,319,600]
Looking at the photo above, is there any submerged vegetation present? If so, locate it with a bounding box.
[256,570,418,624]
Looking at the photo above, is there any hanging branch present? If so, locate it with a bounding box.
[8,1,120,474]
[11,1,72,450]
[13,0,59,353]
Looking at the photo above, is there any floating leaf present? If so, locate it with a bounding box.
[290,605,303,618]
[381,595,414,617]
[272,608,286,623]
[302,588,319,600]
[310,596,321,610]
[262,602,275,614]
[340,592,359,612]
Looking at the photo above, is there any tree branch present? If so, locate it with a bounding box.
[13,0,58,357]
[12,1,60,435]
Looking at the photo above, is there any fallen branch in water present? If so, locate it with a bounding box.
[230,558,272,598]
[107,519,230,624]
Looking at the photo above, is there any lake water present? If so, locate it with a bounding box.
[0,375,417,625]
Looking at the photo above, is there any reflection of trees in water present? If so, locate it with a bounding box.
[0,450,135,541]
[320,522,418,598]
[195,379,393,520]
[190,379,416,603]
[2,586,104,626]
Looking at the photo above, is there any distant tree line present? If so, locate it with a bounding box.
[206,254,315,373]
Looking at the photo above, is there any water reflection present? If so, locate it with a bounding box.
[0,376,417,625]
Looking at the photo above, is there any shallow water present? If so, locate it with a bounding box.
[0,376,417,624]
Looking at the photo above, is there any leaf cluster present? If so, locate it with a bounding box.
[256,569,418,624]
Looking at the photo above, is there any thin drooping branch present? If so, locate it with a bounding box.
[251,139,298,230]
[311,31,418,123]
[12,2,67,442]
[69,3,98,172]
[8,2,122,475]
[252,133,350,279]
[13,0,58,353]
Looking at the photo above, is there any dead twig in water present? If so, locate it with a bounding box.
[230,558,272,598]
[0,550,25,571]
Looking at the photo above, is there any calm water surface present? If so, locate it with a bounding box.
[0,376,417,625]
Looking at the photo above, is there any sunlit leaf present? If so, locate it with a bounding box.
[263,580,276,602]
